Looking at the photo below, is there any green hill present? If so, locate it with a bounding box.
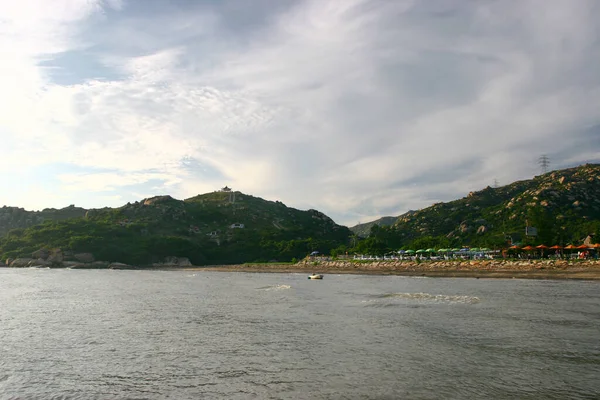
[350,213,415,238]
[0,205,87,236]
[0,191,351,266]
[355,164,600,253]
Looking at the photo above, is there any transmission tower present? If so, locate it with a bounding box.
[538,154,550,174]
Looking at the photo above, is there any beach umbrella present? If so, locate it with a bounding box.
[480,247,491,251]
[592,243,600,249]
[564,244,577,250]
[451,248,461,252]
[536,245,549,249]
[397,250,406,254]
[577,244,589,250]
[470,247,480,252]
[425,248,435,252]
[522,245,535,251]
[549,245,562,250]
[405,250,415,254]
[437,248,448,252]
[509,245,520,250]
[416,249,425,253]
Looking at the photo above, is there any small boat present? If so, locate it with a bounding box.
[308,274,324,280]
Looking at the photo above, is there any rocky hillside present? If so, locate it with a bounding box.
[0,190,351,266]
[360,164,600,249]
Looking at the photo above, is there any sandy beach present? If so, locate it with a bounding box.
[184,259,600,280]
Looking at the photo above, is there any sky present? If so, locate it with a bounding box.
[1,0,599,226]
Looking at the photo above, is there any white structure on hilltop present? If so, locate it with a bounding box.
[230,223,245,229]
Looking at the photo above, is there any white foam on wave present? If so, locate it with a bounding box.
[257,284,291,291]
[365,292,480,304]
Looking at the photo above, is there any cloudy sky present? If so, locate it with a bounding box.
[1,0,599,226]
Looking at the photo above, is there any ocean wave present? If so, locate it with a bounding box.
[256,285,291,291]
[366,292,480,304]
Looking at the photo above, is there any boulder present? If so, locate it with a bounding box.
[31,259,52,267]
[74,253,95,263]
[108,262,131,269]
[177,257,192,266]
[162,256,192,266]
[91,261,110,269]
[62,261,86,269]
[10,258,34,268]
[47,249,64,263]
[31,248,49,260]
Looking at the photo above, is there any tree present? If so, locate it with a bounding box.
[528,206,556,245]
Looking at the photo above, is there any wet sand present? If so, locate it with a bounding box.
[183,259,600,280]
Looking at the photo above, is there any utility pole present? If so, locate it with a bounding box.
[538,155,550,174]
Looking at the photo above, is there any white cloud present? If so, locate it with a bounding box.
[0,0,599,225]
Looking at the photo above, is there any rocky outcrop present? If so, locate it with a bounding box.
[47,249,63,263]
[108,262,132,269]
[74,253,95,263]
[9,258,34,268]
[31,248,49,259]
[153,257,193,267]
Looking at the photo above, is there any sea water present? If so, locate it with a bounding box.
[1,269,599,399]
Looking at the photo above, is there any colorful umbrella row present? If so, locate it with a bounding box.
[509,244,600,250]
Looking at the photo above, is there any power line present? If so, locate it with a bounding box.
[538,154,550,174]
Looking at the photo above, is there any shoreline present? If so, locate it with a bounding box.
[182,260,600,280]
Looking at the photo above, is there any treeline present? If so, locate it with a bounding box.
[0,218,348,265]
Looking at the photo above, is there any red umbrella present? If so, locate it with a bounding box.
[522,245,535,251]
[536,245,549,249]
[549,245,562,250]
[509,245,520,250]
[577,244,590,250]
[564,244,577,250]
